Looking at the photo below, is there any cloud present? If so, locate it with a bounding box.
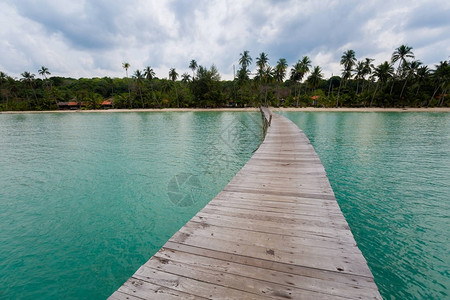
[1,0,449,80]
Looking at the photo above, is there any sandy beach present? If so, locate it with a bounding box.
[1,107,449,114]
[272,107,450,112]
[0,108,260,114]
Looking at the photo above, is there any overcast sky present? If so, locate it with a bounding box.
[1,0,449,80]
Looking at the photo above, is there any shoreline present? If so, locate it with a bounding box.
[1,107,449,114]
[0,108,260,114]
[273,107,450,112]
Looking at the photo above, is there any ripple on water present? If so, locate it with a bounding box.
[0,112,263,299]
[281,111,450,300]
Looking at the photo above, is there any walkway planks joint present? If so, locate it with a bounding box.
[109,108,381,299]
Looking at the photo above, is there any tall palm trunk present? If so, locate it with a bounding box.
[439,87,447,106]
[399,77,409,100]
[125,70,131,108]
[428,83,441,107]
[276,82,280,107]
[415,83,421,96]
[336,79,342,107]
[139,85,144,108]
[327,80,332,98]
[371,82,380,107]
[264,85,268,107]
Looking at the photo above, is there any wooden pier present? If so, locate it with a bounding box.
[110,108,381,299]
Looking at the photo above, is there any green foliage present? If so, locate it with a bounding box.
[1,46,449,111]
[191,65,223,107]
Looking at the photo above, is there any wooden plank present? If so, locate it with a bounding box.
[133,265,265,299]
[213,191,339,206]
[162,242,379,287]
[152,248,382,299]
[167,231,372,277]
[198,206,350,228]
[146,254,349,300]
[222,186,336,200]
[201,204,349,224]
[193,213,356,242]
[179,221,360,251]
[207,200,343,217]
[211,195,342,211]
[110,109,381,299]
[114,278,205,299]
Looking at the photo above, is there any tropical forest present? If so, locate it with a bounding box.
[1,45,449,111]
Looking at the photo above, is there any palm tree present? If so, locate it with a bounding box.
[415,65,430,96]
[261,66,274,106]
[38,66,54,105]
[337,49,356,106]
[181,73,191,83]
[122,62,130,77]
[169,68,179,107]
[21,71,38,106]
[362,58,374,92]
[290,56,311,105]
[255,52,270,104]
[429,60,450,106]
[236,67,251,83]
[275,58,288,83]
[390,45,414,94]
[239,50,252,72]
[189,59,197,78]
[340,49,356,85]
[38,66,50,78]
[144,66,155,81]
[371,61,394,106]
[307,66,323,92]
[275,58,288,105]
[354,61,365,94]
[256,52,269,72]
[399,60,422,100]
[38,66,51,90]
[392,45,415,73]
[0,71,8,103]
[169,68,178,82]
[133,70,144,108]
[143,66,156,106]
[122,62,131,105]
[300,56,312,100]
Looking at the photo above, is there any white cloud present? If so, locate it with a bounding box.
[1,0,449,80]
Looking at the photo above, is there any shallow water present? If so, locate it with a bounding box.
[281,112,450,300]
[0,112,263,299]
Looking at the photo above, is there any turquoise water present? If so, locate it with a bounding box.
[281,112,450,300]
[0,112,263,299]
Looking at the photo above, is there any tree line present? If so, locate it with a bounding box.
[1,44,449,111]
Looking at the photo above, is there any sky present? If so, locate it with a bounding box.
[1,0,450,80]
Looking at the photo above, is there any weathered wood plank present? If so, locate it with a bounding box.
[115,277,205,299]
[193,212,356,241]
[146,255,351,300]
[192,212,354,236]
[179,221,360,251]
[167,231,372,277]
[110,109,381,299]
[162,242,378,287]
[153,248,382,299]
[133,265,265,299]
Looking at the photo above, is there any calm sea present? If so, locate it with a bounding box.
[1,111,448,299]
[0,112,263,299]
[281,111,449,300]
